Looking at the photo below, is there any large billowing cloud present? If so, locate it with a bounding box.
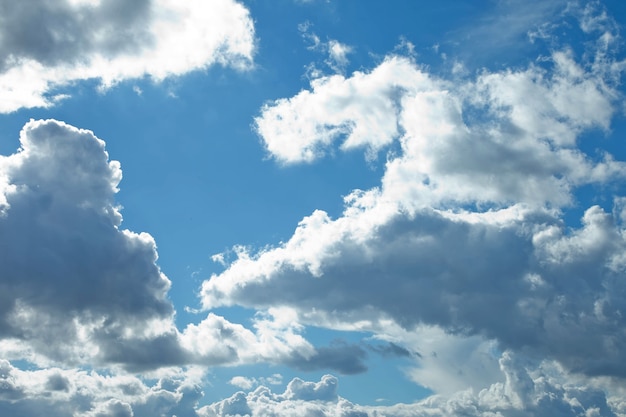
[0,0,255,112]
[202,0,626,390]
[0,119,179,368]
[0,119,369,377]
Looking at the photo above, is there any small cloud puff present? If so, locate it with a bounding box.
[299,22,353,74]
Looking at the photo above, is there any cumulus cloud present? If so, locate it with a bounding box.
[230,376,258,390]
[0,359,205,417]
[200,358,619,417]
[0,119,179,368]
[205,0,626,389]
[1,356,619,416]
[0,119,370,376]
[0,0,255,112]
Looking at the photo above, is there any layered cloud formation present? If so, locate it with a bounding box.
[203,356,621,417]
[1,356,622,416]
[0,0,255,112]
[202,0,626,401]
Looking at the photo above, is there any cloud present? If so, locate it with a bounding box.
[1,354,621,416]
[285,341,368,375]
[180,310,369,375]
[448,0,568,63]
[2,1,626,416]
[200,358,620,417]
[205,2,626,388]
[366,342,412,358]
[255,57,417,164]
[299,22,353,75]
[0,359,205,417]
[0,0,255,112]
[230,376,257,390]
[0,119,181,368]
[0,119,369,377]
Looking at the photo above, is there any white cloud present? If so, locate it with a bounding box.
[200,358,619,417]
[326,40,353,72]
[255,57,424,164]
[299,22,353,74]
[0,0,255,112]
[230,376,257,390]
[0,119,371,377]
[0,359,206,417]
[1,355,619,416]
[2,1,626,416]
[205,2,626,393]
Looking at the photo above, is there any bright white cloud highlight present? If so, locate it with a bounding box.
[0,0,255,112]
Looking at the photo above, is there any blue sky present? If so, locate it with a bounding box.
[1,0,626,416]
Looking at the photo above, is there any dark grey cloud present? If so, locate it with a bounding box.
[203,206,626,378]
[286,341,368,375]
[45,373,70,392]
[366,342,412,358]
[0,0,152,70]
[0,119,179,368]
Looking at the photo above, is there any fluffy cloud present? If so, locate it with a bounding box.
[0,119,370,376]
[0,355,622,416]
[201,356,619,417]
[204,0,626,388]
[0,0,255,112]
[0,119,180,368]
[0,359,205,417]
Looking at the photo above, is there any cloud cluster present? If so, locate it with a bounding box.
[204,0,626,387]
[0,353,621,416]
[0,359,205,417]
[201,355,619,417]
[0,0,255,112]
[0,119,370,376]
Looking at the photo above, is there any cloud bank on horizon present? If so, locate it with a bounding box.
[1,0,626,416]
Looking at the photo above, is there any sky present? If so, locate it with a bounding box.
[1,0,626,416]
